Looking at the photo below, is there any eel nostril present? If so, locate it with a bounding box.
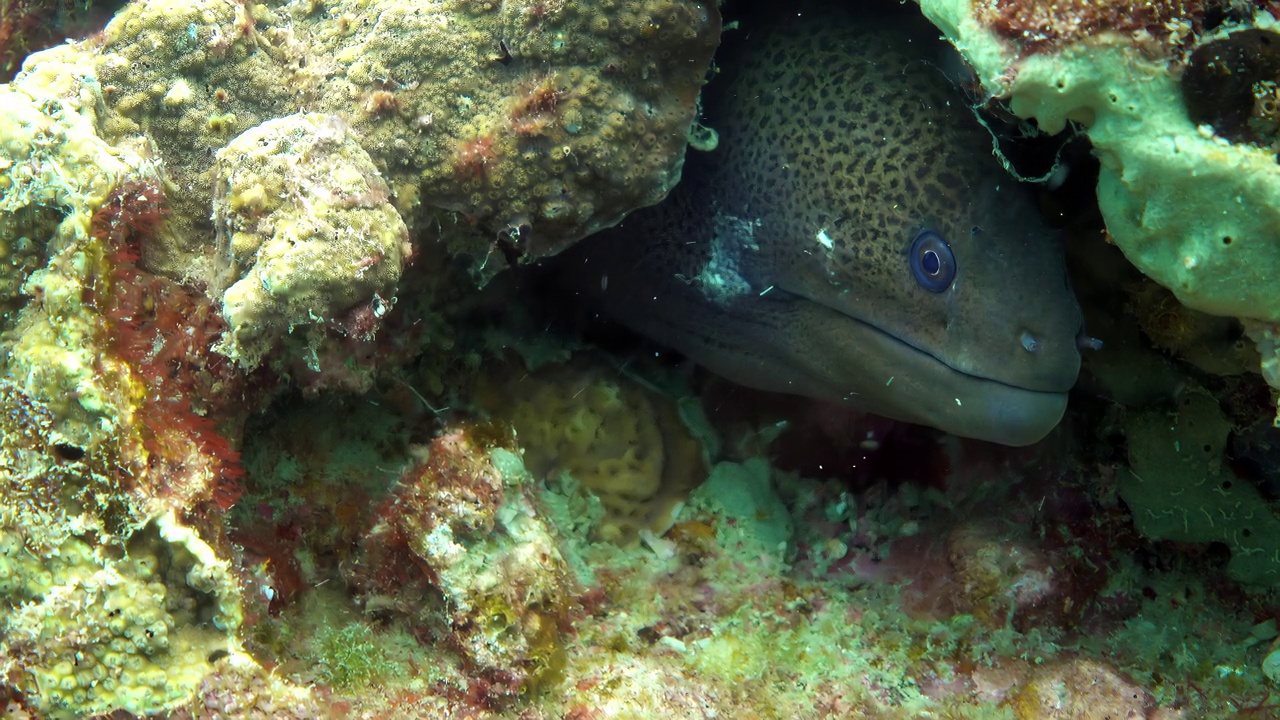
[1021,331,1040,353]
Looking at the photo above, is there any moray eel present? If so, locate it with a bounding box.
[555,9,1083,446]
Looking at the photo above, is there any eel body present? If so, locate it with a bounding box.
[557,8,1083,446]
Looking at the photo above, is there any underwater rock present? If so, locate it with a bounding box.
[1227,417,1280,501]
[946,521,1059,630]
[1010,657,1157,719]
[78,0,720,280]
[212,113,411,369]
[1182,27,1280,148]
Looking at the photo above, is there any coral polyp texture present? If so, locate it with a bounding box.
[917,0,1280,407]
[473,358,707,543]
[85,0,719,281]
[0,381,249,717]
[11,0,1280,716]
[0,0,720,710]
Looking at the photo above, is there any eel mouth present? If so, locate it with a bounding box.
[853,307,1078,395]
[790,281,1080,392]
[783,292,1076,446]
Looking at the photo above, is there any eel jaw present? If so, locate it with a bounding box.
[724,294,1077,447]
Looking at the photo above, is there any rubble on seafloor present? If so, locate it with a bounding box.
[2,0,1280,718]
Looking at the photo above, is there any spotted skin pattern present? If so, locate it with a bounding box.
[559,8,1083,446]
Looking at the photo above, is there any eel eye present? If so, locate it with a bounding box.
[910,230,956,293]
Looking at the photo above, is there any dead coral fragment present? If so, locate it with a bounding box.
[348,422,577,706]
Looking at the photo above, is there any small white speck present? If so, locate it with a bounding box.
[815,228,833,250]
[955,398,962,406]
[885,376,894,386]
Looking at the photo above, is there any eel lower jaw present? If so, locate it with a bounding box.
[787,295,1075,446]
[886,369,1071,447]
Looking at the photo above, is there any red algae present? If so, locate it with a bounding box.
[91,181,250,511]
[974,0,1205,54]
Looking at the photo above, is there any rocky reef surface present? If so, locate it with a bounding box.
[2,0,1280,718]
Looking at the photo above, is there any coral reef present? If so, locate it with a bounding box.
[347,423,578,705]
[0,0,102,82]
[82,0,719,281]
[0,1,719,708]
[0,381,249,717]
[946,521,1060,630]
[6,0,1280,717]
[1010,658,1156,719]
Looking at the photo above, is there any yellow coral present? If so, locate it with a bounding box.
[474,357,705,543]
[0,515,241,717]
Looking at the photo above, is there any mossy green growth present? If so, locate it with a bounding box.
[313,622,393,691]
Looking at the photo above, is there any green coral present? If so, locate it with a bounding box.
[1,523,232,716]
[0,61,152,431]
[313,623,392,691]
[0,381,249,717]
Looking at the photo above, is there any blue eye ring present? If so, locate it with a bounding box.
[910,230,956,293]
